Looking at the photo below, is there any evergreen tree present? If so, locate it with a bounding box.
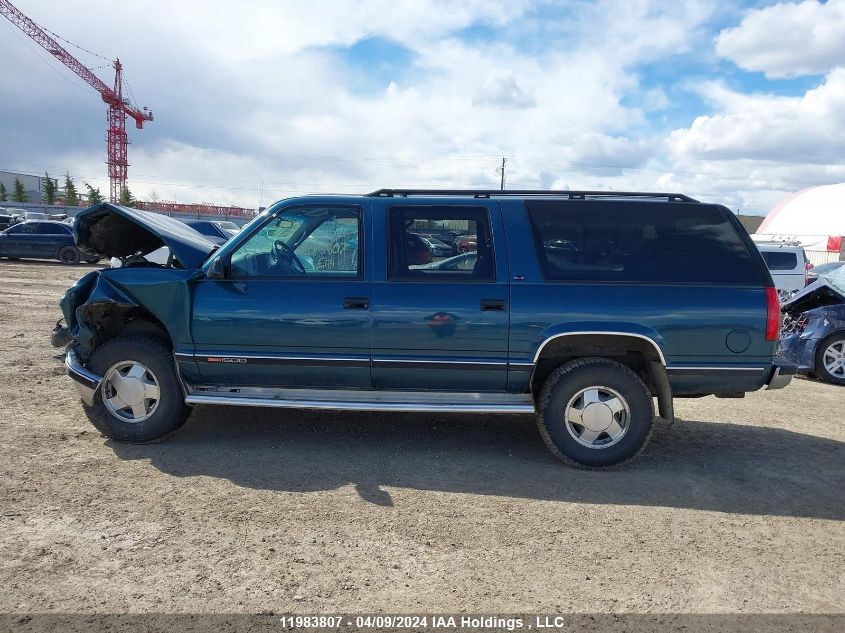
[42,173,57,205]
[119,185,134,207]
[84,183,103,205]
[0,182,6,202]
[63,173,79,206]
[12,177,27,203]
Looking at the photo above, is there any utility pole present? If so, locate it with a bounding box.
[497,157,506,190]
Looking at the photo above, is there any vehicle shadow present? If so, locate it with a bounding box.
[0,259,105,268]
[108,407,844,520]
[796,373,845,388]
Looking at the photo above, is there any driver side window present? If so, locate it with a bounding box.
[229,206,361,279]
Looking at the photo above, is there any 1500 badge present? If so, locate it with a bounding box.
[205,357,248,364]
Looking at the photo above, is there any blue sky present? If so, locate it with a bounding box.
[1,0,843,214]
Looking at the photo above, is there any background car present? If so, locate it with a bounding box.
[0,220,100,265]
[405,232,433,265]
[212,220,241,235]
[0,213,16,230]
[754,239,808,293]
[453,235,477,254]
[780,265,845,385]
[182,219,235,245]
[420,236,451,257]
[110,247,171,268]
[21,210,48,221]
[416,251,477,271]
[806,260,845,285]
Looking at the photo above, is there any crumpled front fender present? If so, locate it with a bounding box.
[59,270,140,361]
[58,267,198,363]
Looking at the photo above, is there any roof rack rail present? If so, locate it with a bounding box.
[366,189,698,203]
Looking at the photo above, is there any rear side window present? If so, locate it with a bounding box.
[388,206,495,282]
[526,200,761,284]
[760,251,798,271]
[7,223,38,234]
[36,223,70,235]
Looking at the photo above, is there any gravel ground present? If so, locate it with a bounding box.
[0,260,843,617]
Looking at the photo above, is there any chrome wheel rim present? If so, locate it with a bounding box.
[822,340,845,378]
[102,361,160,423]
[564,386,630,449]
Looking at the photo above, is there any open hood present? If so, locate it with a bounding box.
[74,203,217,269]
[782,278,845,314]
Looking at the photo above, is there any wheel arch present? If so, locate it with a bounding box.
[529,330,673,422]
[77,302,173,354]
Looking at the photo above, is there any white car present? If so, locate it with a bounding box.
[212,220,241,236]
[753,239,808,293]
[21,211,48,221]
[110,247,170,268]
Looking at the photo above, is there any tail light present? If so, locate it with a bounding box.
[765,286,780,341]
[804,261,812,286]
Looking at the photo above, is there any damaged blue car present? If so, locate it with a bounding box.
[779,266,845,385]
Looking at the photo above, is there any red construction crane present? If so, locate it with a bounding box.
[0,0,153,203]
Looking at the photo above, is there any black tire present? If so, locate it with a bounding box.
[84,256,102,264]
[537,357,654,469]
[814,332,845,385]
[58,245,81,265]
[84,335,191,442]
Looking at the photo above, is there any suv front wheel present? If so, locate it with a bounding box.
[84,335,191,442]
[537,357,654,469]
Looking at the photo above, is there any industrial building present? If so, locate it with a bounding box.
[0,170,56,203]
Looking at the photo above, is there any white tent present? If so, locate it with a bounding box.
[756,183,845,262]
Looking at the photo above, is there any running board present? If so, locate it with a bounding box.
[184,386,535,413]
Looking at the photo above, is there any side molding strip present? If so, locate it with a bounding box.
[184,393,535,414]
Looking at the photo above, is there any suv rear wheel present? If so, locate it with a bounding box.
[84,335,191,442]
[537,357,654,469]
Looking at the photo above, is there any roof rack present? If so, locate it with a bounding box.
[366,189,699,203]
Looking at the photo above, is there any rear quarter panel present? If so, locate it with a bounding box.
[499,199,775,395]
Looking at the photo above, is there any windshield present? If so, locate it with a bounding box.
[826,264,845,294]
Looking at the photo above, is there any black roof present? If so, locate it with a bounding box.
[366,189,698,203]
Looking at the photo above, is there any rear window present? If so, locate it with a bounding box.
[760,250,798,271]
[526,200,761,284]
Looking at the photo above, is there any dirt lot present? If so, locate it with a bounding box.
[0,260,843,616]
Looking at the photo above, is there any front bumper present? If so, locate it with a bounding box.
[65,349,102,406]
[765,357,797,390]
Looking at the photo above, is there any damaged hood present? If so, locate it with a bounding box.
[74,203,217,269]
[782,278,845,314]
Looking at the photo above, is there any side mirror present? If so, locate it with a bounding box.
[206,255,227,279]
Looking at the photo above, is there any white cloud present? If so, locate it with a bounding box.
[715,0,845,78]
[472,70,536,108]
[669,69,845,164]
[643,87,671,111]
[4,0,840,218]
